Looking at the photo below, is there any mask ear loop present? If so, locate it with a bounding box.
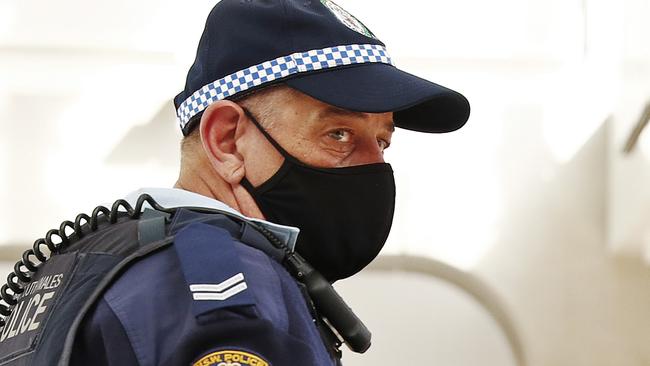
[239,107,296,195]
[241,107,298,162]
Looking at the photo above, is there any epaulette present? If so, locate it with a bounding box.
[174,222,256,319]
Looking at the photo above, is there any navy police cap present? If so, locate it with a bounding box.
[174,0,470,136]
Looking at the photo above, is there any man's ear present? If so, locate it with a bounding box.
[199,101,248,185]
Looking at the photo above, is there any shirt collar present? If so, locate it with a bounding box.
[124,187,299,251]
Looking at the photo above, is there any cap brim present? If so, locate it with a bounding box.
[285,63,470,133]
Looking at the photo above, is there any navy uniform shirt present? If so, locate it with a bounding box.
[68,188,338,366]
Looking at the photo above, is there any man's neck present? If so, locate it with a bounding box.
[174,170,266,220]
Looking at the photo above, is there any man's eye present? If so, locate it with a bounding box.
[328,130,352,142]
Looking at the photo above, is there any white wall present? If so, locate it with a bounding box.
[336,270,517,366]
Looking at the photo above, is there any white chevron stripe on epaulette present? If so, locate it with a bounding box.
[189,272,247,301]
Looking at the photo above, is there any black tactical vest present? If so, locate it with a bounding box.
[0,196,176,366]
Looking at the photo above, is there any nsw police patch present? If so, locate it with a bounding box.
[320,0,377,39]
[192,349,270,366]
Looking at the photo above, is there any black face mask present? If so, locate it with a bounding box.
[240,108,396,282]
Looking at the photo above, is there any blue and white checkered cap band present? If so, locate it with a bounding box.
[176,43,393,128]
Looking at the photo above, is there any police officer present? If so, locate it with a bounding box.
[0,1,469,365]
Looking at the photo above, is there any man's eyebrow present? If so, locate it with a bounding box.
[318,106,396,132]
[318,106,366,120]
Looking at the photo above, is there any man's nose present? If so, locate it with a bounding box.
[348,138,385,166]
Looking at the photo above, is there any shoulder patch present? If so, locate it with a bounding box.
[174,223,255,318]
[193,349,270,366]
